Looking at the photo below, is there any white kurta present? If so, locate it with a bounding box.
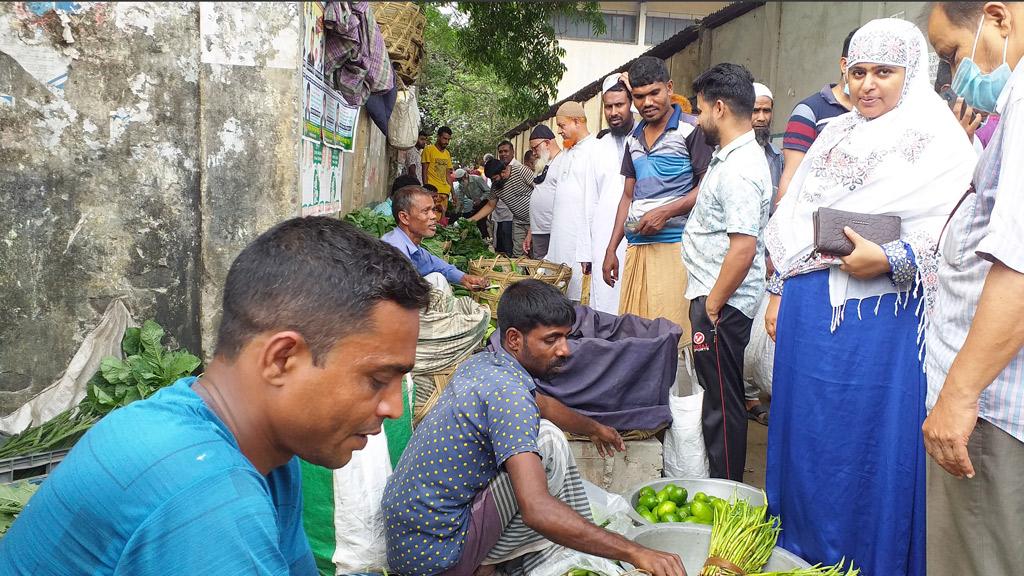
[583,132,628,313]
[547,134,597,301]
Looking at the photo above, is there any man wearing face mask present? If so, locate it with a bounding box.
[549,101,597,302]
[525,125,564,259]
[924,3,1024,575]
[777,28,857,204]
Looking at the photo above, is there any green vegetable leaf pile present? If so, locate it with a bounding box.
[0,482,39,537]
[80,321,201,417]
[343,208,395,238]
[0,320,201,460]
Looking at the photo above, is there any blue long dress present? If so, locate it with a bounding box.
[766,269,926,576]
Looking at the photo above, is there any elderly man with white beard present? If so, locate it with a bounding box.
[524,125,564,260]
[579,74,634,313]
[547,101,597,302]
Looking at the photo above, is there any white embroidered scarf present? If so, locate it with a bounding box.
[765,18,976,335]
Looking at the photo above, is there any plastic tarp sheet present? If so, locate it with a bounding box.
[502,305,681,431]
[0,299,133,435]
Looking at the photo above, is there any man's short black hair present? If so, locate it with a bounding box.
[392,184,432,221]
[842,27,859,58]
[215,217,430,365]
[422,183,438,194]
[497,280,576,343]
[524,150,536,163]
[437,126,453,137]
[497,140,514,151]
[692,62,756,117]
[628,56,670,89]
[391,174,420,196]
[931,2,987,28]
[418,129,430,137]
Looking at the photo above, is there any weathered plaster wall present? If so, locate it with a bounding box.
[196,2,302,355]
[0,2,394,412]
[0,3,203,413]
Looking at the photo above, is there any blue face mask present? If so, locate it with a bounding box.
[950,16,1012,113]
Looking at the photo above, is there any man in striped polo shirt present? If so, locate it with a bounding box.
[468,157,534,258]
[776,28,857,203]
[602,56,713,340]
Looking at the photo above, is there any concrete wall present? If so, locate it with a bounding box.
[555,1,729,100]
[0,2,390,411]
[517,1,933,144]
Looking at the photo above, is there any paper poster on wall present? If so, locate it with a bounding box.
[302,70,327,140]
[302,1,325,75]
[301,137,343,216]
[322,90,359,152]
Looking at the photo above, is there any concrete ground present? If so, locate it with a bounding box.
[745,405,769,490]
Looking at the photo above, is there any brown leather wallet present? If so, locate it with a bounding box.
[812,207,902,256]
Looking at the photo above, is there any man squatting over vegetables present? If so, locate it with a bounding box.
[383,280,687,576]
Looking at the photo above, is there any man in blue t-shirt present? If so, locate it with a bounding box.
[383,280,685,576]
[0,217,432,575]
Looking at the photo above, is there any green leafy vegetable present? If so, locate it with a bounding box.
[343,208,396,238]
[0,320,201,460]
[0,482,40,537]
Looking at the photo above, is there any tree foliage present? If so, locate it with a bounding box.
[454,2,603,119]
[418,4,511,165]
[417,3,603,164]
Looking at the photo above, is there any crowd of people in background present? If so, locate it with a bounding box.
[380,4,1024,576]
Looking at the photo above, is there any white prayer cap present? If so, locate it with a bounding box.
[602,73,638,114]
[753,82,773,101]
[603,73,626,93]
[454,168,467,179]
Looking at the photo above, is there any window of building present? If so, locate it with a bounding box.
[645,16,694,45]
[552,12,638,44]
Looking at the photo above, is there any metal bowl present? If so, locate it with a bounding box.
[625,477,766,525]
[623,523,810,572]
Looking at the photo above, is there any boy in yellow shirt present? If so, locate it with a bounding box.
[421,126,454,212]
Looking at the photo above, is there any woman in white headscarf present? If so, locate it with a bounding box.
[763,19,976,576]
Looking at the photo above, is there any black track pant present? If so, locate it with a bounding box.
[689,296,753,481]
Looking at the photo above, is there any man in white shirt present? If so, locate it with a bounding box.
[548,101,596,302]
[582,74,633,313]
[524,125,563,260]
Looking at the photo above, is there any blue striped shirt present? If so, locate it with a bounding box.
[926,61,1024,442]
[620,104,713,244]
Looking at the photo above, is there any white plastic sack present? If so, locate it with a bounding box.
[331,430,393,573]
[526,545,624,576]
[663,390,709,478]
[582,479,633,535]
[743,294,775,397]
[1,299,133,434]
[388,84,420,150]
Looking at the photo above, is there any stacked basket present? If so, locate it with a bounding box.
[374,2,426,85]
[468,256,572,320]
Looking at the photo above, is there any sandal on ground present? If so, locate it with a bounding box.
[747,403,769,426]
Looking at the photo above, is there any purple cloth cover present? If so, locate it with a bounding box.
[489,305,681,431]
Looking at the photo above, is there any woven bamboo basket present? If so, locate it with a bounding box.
[468,256,572,320]
[413,366,458,428]
[374,2,425,85]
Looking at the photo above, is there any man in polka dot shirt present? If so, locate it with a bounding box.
[383,280,686,576]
